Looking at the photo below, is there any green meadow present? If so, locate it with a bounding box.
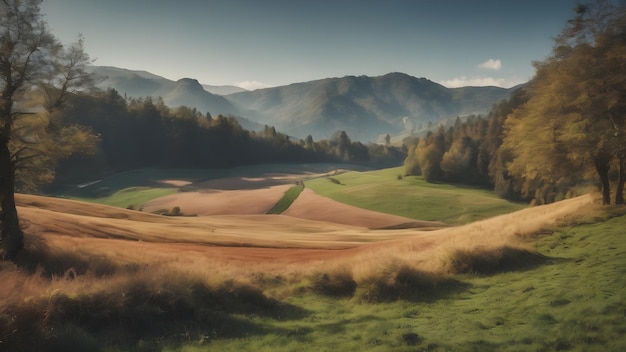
[70,187,178,209]
[305,167,526,225]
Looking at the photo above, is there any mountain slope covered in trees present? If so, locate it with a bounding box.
[404,1,626,206]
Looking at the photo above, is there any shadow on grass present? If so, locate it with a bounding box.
[3,276,309,352]
[5,236,309,351]
[14,233,124,277]
[356,265,470,303]
[447,246,556,275]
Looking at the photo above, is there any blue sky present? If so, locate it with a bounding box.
[42,0,579,89]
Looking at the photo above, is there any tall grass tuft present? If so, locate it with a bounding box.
[447,246,550,275]
[16,234,120,277]
[310,270,357,297]
[355,264,463,303]
[0,263,306,351]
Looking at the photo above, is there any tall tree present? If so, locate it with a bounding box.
[501,1,626,205]
[1,0,96,259]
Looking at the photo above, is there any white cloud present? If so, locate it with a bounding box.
[234,80,273,90]
[478,58,502,71]
[439,76,524,88]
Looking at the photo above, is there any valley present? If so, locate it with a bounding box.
[2,1,626,351]
[3,165,624,351]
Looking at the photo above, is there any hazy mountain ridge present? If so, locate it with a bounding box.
[226,72,517,141]
[202,84,247,95]
[90,66,264,131]
[91,66,519,142]
[91,66,244,115]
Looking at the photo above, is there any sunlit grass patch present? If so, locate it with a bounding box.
[71,186,177,210]
[306,166,526,225]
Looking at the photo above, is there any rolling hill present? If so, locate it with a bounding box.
[5,166,625,351]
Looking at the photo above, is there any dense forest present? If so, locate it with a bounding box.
[404,1,626,205]
[403,90,536,200]
[43,89,405,191]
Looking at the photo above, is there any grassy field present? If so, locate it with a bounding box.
[306,167,526,225]
[3,194,624,351]
[177,208,626,352]
[9,165,623,351]
[71,187,178,209]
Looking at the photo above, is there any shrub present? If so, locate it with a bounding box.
[328,177,342,185]
[0,273,302,351]
[356,264,458,303]
[448,246,550,275]
[311,271,357,297]
[168,206,182,216]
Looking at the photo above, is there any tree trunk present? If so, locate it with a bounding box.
[0,140,23,260]
[616,155,626,205]
[594,155,611,205]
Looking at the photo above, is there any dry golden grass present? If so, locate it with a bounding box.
[9,192,595,290]
[0,192,602,349]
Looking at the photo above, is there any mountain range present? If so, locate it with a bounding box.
[91,66,521,142]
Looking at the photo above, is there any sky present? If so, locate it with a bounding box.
[41,0,580,90]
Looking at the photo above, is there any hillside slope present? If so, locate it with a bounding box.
[5,192,624,352]
[15,193,593,267]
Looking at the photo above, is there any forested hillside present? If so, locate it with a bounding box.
[45,89,405,190]
[404,1,626,205]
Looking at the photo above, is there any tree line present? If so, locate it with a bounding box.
[46,89,405,191]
